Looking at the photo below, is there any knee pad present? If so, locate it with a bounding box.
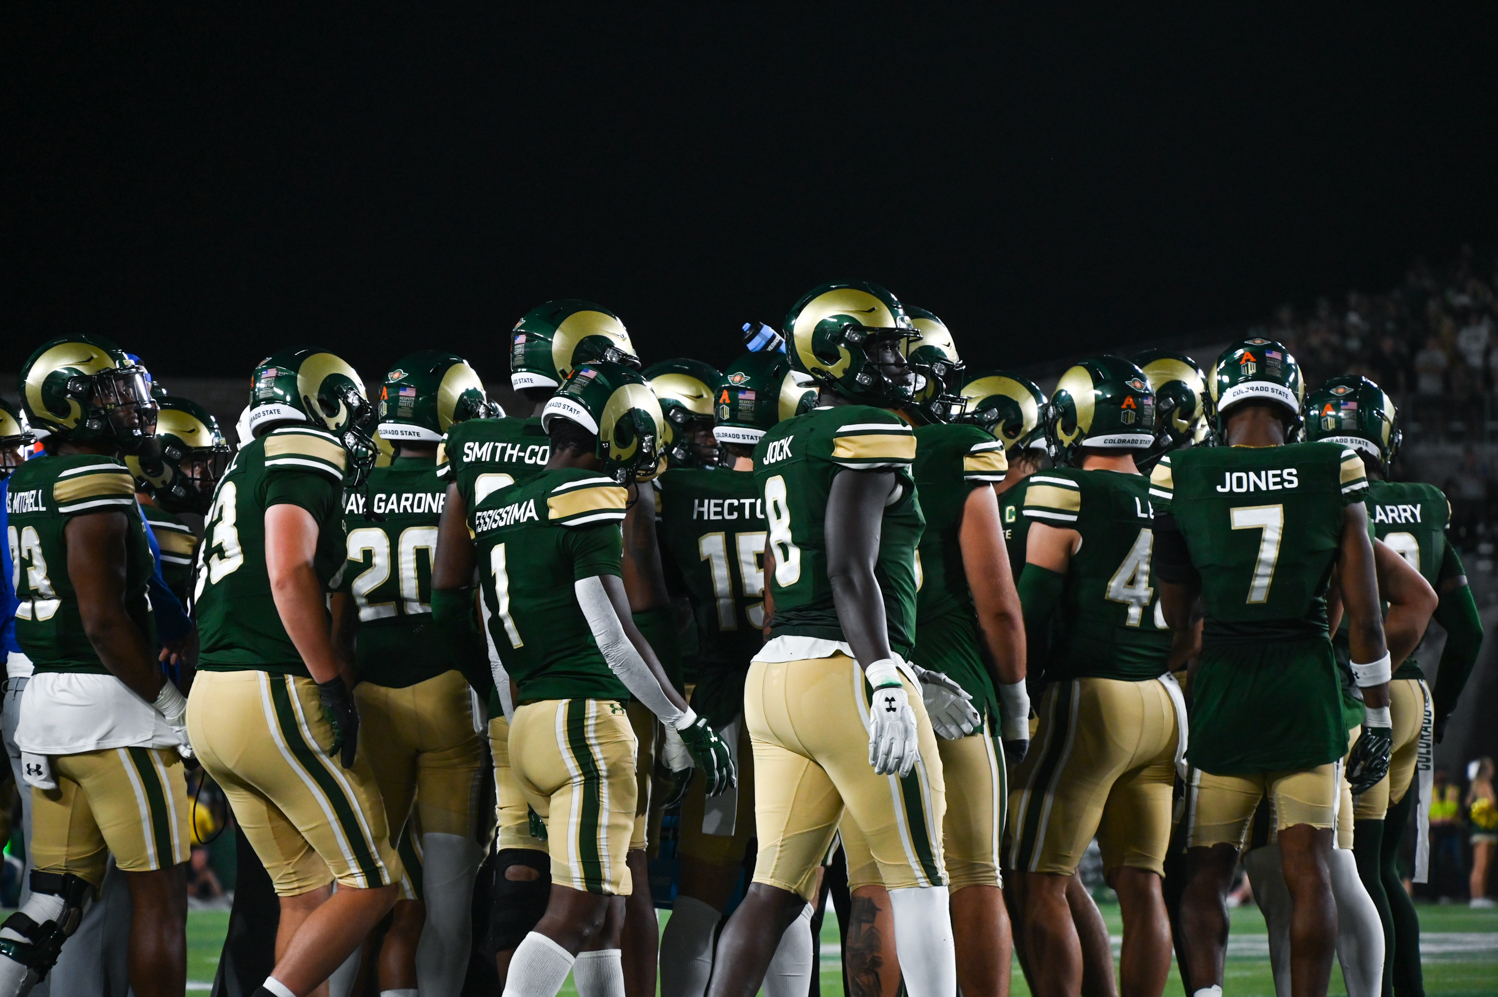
[486,849,551,952]
[0,872,91,976]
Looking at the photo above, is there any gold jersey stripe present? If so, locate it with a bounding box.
[54,469,135,504]
[548,484,628,521]
[832,433,917,463]
[1340,451,1367,486]
[1149,459,1174,494]
[963,451,1008,476]
[1024,484,1082,514]
[265,432,348,470]
[156,531,198,555]
[435,442,449,475]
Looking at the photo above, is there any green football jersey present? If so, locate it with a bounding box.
[342,455,481,688]
[1150,442,1369,773]
[908,423,1007,707]
[1367,479,1460,680]
[195,426,351,676]
[1023,468,1173,682]
[655,466,766,726]
[998,477,1030,585]
[471,467,632,703]
[7,454,157,673]
[141,502,197,603]
[752,405,924,656]
[438,416,551,511]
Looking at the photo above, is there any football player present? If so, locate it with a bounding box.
[1304,375,1479,996]
[708,282,956,997]
[188,348,405,997]
[1133,350,1215,473]
[445,360,732,997]
[332,352,497,997]
[1009,357,1186,997]
[0,337,191,997]
[1152,339,1391,997]
[655,350,820,997]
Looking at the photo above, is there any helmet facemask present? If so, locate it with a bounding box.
[78,364,159,454]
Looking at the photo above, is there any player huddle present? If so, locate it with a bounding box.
[0,279,1483,997]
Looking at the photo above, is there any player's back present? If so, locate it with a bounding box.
[470,466,631,703]
[753,404,923,656]
[911,422,1007,622]
[1024,467,1172,680]
[439,415,551,509]
[1366,478,1453,680]
[141,503,197,602]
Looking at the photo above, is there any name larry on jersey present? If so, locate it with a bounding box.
[1215,468,1299,493]
[693,498,765,521]
[1373,504,1423,524]
[474,498,539,532]
[345,491,446,516]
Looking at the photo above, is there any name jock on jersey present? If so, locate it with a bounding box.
[656,466,766,728]
[471,467,632,703]
[343,455,479,688]
[1023,467,1173,682]
[753,405,923,656]
[195,426,350,675]
[7,454,157,671]
[1150,442,1369,774]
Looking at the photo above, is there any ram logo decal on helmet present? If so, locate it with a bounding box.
[510,299,640,391]
[377,350,498,444]
[247,347,379,487]
[784,281,918,407]
[712,351,816,447]
[21,334,159,454]
[958,370,1045,455]
[646,359,724,469]
[543,360,663,483]
[1046,356,1157,467]
[1132,349,1214,470]
[901,306,968,424]
[127,396,231,514]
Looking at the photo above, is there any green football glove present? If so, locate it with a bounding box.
[317,677,360,768]
[675,714,736,797]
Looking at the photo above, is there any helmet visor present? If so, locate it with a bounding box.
[92,366,159,444]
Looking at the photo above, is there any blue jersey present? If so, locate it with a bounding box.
[1,478,19,658]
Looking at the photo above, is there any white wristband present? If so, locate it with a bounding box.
[153,681,187,721]
[864,658,902,690]
[1350,653,1392,688]
[1364,705,1392,728]
[998,681,1031,741]
[669,707,698,732]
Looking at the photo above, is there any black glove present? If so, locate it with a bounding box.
[317,677,360,768]
[677,716,736,797]
[1002,736,1030,766]
[1434,711,1449,745]
[1347,723,1393,795]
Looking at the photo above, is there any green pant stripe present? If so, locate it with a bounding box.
[898,766,944,885]
[1016,681,1075,869]
[564,700,606,893]
[126,747,174,866]
[268,678,383,887]
[398,825,424,898]
[996,730,1009,846]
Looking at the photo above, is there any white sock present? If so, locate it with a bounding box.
[762,903,815,997]
[1243,844,1293,997]
[261,978,298,997]
[502,932,576,997]
[1191,988,1223,997]
[325,941,363,997]
[888,886,956,997]
[1329,846,1384,997]
[572,948,625,997]
[658,895,720,997]
[415,832,485,997]
[380,990,419,997]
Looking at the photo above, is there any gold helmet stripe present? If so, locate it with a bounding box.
[961,376,1039,437]
[600,382,663,462]
[551,310,635,380]
[648,372,715,417]
[1053,364,1097,446]
[791,287,899,379]
[24,341,120,429]
[297,353,365,432]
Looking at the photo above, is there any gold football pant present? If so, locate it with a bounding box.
[1353,678,1430,821]
[678,716,756,865]
[489,715,548,853]
[509,699,638,895]
[189,669,403,896]
[355,670,488,842]
[1186,761,1340,851]
[30,747,191,887]
[627,701,656,852]
[744,654,946,902]
[845,724,1004,891]
[1009,677,1178,877]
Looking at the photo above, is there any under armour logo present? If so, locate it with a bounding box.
[24,764,42,777]
[883,697,897,714]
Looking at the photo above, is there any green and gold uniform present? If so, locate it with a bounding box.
[747,405,945,900]
[471,467,637,894]
[8,454,190,885]
[1009,468,1180,876]
[342,455,487,857]
[438,415,554,851]
[189,425,402,895]
[998,478,1030,585]
[141,503,196,602]
[655,466,765,863]
[1151,442,1369,849]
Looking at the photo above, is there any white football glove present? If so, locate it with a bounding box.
[868,684,921,777]
[154,681,193,760]
[911,663,980,740]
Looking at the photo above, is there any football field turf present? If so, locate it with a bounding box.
[183,901,1498,994]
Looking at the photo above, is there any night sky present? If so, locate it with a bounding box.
[4,7,1497,379]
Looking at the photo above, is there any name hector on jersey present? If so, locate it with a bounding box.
[693,498,765,521]
[1373,504,1424,524]
[465,440,550,467]
[345,491,447,516]
[474,498,540,532]
[1215,468,1299,493]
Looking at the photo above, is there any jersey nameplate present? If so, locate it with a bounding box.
[1214,468,1299,493]
[1372,504,1423,525]
[692,498,765,521]
[464,440,549,467]
[5,488,45,514]
[764,436,794,463]
[345,491,447,516]
[474,498,540,532]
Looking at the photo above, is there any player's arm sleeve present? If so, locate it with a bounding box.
[961,436,1008,485]
[262,429,348,519]
[574,574,685,726]
[1338,447,1369,504]
[435,435,454,480]
[824,409,917,470]
[1432,546,1483,724]
[1018,562,1064,659]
